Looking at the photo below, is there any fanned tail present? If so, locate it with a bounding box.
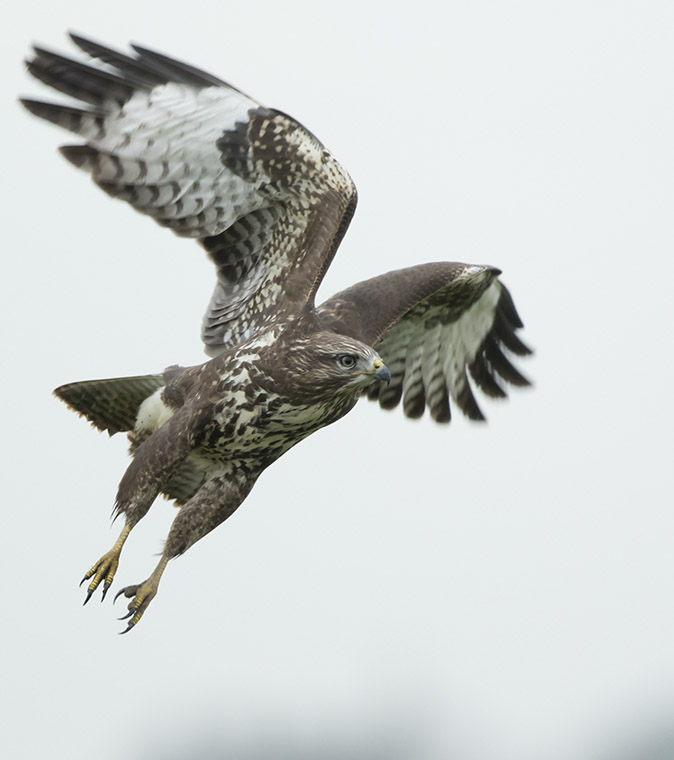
[54,375,165,435]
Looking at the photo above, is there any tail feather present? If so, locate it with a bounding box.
[54,374,165,435]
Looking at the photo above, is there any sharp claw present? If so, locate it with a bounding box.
[110,572,158,631]
[119,621,135,635]
[83,587,95,606]
[79,575,89,588]
[101,582,111,602]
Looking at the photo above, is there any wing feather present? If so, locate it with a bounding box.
[401,339,426,419]
[21,34,357,352]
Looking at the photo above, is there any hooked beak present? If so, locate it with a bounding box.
[351,358,391,384]
[372,358,391,385]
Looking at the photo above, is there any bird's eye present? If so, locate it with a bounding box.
[338,354,357,369]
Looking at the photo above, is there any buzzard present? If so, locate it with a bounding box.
[22,34,531,632]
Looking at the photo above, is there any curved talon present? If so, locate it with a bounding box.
[110,570,164,631]
[109,556,166,631]
[79,575,89,588]
[113,584,139,604]
[119,621,135,635]
[101,581,112,602]
[80,567,106,605]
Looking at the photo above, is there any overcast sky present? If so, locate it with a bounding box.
[3,2,674,759]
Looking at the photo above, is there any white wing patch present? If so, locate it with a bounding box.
[63,83,266,238]
[442,282,501,401]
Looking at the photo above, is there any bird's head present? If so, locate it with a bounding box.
[281,332,391,401]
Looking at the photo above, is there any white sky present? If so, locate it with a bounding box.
[3,2,674,759]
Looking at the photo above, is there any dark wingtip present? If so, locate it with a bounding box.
[403,394,426,419]
[456,381,486,422]
[67,31,94,49]
[466,409,487,422]
[511,338,534,357]
[378,384,403,410]
[67,32,108,60]
[18,97,41,115]
[58,144,97,169]
[430,402,452,424]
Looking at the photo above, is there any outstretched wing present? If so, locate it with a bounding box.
[316,263,532,422]
[21,33,357,353]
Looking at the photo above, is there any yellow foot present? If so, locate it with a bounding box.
[113,557,168,634]
[113,579,159,633]
[80,525,130,604]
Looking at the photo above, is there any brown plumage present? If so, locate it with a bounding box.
[22,34,532,631]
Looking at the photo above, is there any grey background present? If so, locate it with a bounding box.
[3,2,673,759]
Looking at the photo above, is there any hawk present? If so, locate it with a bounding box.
[22,34,532,632]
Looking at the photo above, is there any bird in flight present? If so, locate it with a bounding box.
[22,33,531,632]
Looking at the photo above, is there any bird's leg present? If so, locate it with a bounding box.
[113,468,257,632]
[80,403,213,606]
[81,523,131,603]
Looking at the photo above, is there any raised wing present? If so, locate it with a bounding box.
[21,33,357,354]
[316,263,532,422]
